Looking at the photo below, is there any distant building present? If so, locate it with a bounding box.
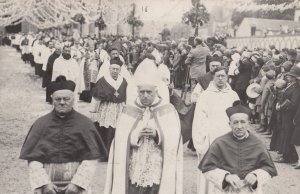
[295,8,300,22]
[236,17,300,37]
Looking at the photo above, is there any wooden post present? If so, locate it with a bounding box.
[194,0,200,37]
[132,3,136,39]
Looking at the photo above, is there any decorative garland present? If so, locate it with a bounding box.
[1,0,299,30]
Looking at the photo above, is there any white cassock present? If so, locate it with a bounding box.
[20,37,31,55]
[10,35,16,45]
[151,48,162,65]
[95,48,110,66]
[15,33,22,46]
[32,43,44,64]
[192,82,239,194]
[28,35,35,54]
[19,36,25,50]
[191,83,205,103]
[78,52,99,93]
[158,63,171,86]
[42,47,55,71]
[52,56,81,107]
[51,57,80,83]
[71,45,85,64]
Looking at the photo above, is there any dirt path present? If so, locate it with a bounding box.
[0,46,299,194]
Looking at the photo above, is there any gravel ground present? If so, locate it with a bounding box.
[0,46,299,194]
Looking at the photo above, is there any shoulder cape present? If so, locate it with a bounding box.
[20,110,103,163]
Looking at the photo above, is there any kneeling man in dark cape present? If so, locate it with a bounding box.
[199,101,277,194]
[20,76,103,194]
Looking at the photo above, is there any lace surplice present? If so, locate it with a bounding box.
[128,107,163,187]
[91,101,125,128]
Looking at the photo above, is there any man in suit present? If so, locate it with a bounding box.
[185,37,210,91]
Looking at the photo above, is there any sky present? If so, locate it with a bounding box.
[133,0,237,22]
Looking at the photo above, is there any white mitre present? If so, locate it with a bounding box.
[126,58,170,105]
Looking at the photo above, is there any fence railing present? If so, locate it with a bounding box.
[226,35,300,50]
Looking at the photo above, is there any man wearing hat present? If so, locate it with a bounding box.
[260,70,276,135]
[20,76,103,194]
[104,58,183,194]
[199,101,277,194]
[274,65,300,164]
[287,48,298,65]
[185,37,210,91]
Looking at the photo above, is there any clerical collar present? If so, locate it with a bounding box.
[134,96,162,109]
[104,73,123,91]
[232,131,249,141]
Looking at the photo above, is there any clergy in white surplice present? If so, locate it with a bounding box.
[32,38,45,77]
[95,40,110,68]
[20,34,31,63]
[41,40,55,86]
[78,44,100,94]
[51,45,80,84]
[71,40,85,64]
[192,66,239,194]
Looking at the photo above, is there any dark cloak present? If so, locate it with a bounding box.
[197,72,214,90]
[199,132,277,179]
[20,110,103,163]
[91,77,127,103]
[292,100,300,145]
[170,92,195,144]
[43,52,60,88]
